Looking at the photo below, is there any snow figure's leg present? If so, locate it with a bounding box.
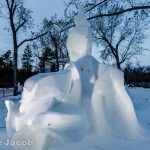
[91,66,141,138]
[91,91,112,136]
[5,100,16,136]
[65,63,82,105]
[108,68,141,137]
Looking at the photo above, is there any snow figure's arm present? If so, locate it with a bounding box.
[64,63,82,105]
[19,69,72,114]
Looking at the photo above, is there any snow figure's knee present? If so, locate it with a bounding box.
[91,92,111,135]
[5,100,14,113]
[5,100,16,136]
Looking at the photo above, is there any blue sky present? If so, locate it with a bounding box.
[0,0,150,66]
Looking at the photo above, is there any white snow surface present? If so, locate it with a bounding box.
[2,6,150,150]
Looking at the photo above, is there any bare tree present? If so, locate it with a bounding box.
[35,17,69,72]
[62,0,150,31]
[87,0,150,20]
[91,13,147,69]
[63,0,150,69]
[2,0,47,95]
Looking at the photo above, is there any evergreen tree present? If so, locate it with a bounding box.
[0,50,13,69]
[38,48,57,72]
[0,50,13,87]
[22,45,33,72]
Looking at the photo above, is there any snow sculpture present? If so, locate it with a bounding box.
[5,5,141,150]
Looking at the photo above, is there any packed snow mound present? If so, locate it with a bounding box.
[5,5,143,150]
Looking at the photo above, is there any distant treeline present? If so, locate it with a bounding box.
[0,48,68,88]
[1,66,150,88]
[0,50,37,88]
[124,66,150,87]
[0,68,37,88]
[0,50,150,88]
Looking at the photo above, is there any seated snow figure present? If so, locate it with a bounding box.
[5,5,141,150]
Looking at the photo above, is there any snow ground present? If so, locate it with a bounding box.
[0,87,150,150]
[127,87,150,131]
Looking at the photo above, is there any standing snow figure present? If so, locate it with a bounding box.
[67,5,92,61]
[5,5,142,150]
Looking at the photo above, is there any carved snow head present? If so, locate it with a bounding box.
[67,5,92,61]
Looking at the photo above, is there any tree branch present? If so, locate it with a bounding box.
[60,24,75,33]
[88,5,150,20]
[97,28,117,57]
[16,17,26,32]
[10,0,15,12]
[60,5,150,32]
[6,0,11,11]
[85,0,108,13]
[17,32,48,48]
[120,31,137,64]
[12,4,18,16]
[116,35,126,51]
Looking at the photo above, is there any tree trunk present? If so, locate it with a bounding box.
[117,62,121,70]
[13,46,18,96]
[55,47,59,71]
[116,55,121,70]
[11,20,18,96]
